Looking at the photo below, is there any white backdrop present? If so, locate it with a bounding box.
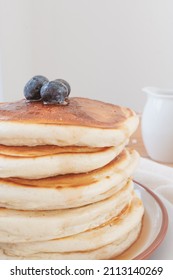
[0,0,173,111]
[0,55,3,102]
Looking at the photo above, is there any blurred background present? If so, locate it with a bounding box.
[0,0,173,112]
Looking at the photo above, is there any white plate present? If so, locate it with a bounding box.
[114,181,168,260]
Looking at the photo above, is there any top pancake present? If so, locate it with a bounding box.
[0,97,139,147]
[0,97,135,128]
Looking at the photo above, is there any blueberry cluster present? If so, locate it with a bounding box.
[24,75,71,105]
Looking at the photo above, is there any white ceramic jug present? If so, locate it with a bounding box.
[141,87,173,163]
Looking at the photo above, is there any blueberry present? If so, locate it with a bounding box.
[40,80,69,105]
[54,79,71,96]
[24,75,49,101]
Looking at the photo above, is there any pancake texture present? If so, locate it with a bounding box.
[0,182,133,243]
[0,143,126,179]
[0,149,139,210]
[0,98,139,147]
[0,223,142,259]
[0,195,144,258]
[0,95,143,259]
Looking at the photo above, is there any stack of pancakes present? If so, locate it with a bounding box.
[0,97,144,259]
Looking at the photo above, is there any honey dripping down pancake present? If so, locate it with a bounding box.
[0,97,139,147]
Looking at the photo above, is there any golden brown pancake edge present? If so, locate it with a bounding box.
[0,97,135,128]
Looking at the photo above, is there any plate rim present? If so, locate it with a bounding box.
[132,180,168,260]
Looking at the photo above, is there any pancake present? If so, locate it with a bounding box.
[0,98,139,147]
[0,223,142,259]
[0,182,133,243]
[0,149,139,210]
[0,142,126,179]
[0,144,104,157]
[0,195,144,258]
